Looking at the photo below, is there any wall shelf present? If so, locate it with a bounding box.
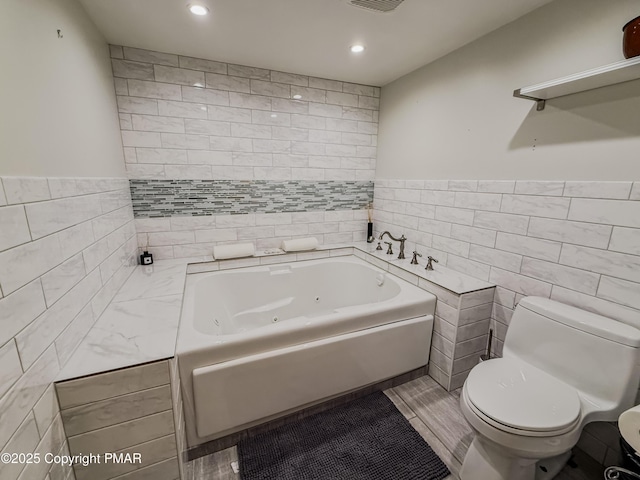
[514,56,640,111]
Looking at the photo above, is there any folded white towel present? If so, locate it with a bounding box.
[281,237,318,252]
[213,243,255,260]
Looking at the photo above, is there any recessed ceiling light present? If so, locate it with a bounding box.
[293,94,302,100]
[270,114,278,118]
[350,44,365,53]
[188,4,209,15]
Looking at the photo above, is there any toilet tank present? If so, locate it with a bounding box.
[503,297,640,419]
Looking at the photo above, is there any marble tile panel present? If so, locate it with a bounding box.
[521,257,600,295]
[432,235,470,257]
[0,413,39,480]
[112,59,155,80]
[597,276,640,310]
[291,114,326,130]
[358,95,380,110]
[0,206,31,252]
[458,302,492,326]
[459,288,494,309]
[568,198,640,228]
[271,98,309,114]
[25,195,102,240]
[309,102,343,118]
[184,119,231,136]
[0,280,46,347]
[1,177,51,204]
[231,123,272,139]
[527,217,612,249]
[326,91,358,107]
[0,180,6,205]
[0,340,22,399]
[182,86,230,106]
[473,211,529,235]
[109,45,124,58]
[489,267,552,297]
[33,383,59,438]
[127,80,182,100]
[16,270,101,370]
[0,234,63,295]
[229,92,271,110]
[61,384,172,436]
[560,244,640,283]
[123,47,179,66]
[250,79,290,98]
[136,148,187,164]
[270,71,309,86]
[469,244,522,272]
[309,77,342,91]
[40,253,87,307]
[514,181,565,196]
[609,227,640,255]
[113,263,187,302]
[178,56,226,74]
[132,114,185,134]
[501,194,570,219]
[631,182,640,200]
[0,345,59,448]
[563,181,632,199]
[154,65,205,87]
[494,231,561,262]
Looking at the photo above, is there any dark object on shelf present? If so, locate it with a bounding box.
[623,15,640,59]
[140,250,153,265]
[367,222,374,243]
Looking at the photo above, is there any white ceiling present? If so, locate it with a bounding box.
[78,0,555,86]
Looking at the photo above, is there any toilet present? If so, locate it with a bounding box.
[459,296,640,480]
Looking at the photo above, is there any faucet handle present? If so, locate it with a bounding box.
[425,255,439,271]
[410,251,422,265]
[376,241,383,251]
[384,241,393,255]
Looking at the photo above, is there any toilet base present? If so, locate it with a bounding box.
[460,437,571,480]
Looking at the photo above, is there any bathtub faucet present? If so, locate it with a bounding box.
[379,231,406,260]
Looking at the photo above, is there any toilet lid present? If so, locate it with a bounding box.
[465,358,581,433]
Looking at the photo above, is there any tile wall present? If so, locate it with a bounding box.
[374,178,640,465]
[110,45,379,258]
[0,176,137,480]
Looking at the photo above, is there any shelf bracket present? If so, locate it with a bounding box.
[513,89,546,111]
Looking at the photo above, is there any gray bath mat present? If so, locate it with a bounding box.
[237,391,451,480]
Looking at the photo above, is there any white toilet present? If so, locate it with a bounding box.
[459,296,640,480]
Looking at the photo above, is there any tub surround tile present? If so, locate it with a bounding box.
[1,177,51,204]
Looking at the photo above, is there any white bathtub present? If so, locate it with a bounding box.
[177,255,436,446]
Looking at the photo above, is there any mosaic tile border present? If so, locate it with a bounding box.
[130,179,374,218]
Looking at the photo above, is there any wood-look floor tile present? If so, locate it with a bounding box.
[383,389,416,420]
[409,416,461,479]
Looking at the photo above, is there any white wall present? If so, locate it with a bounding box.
[376,0,640,180]
[0,0,125,177]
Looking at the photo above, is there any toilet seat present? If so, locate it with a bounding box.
[465,358,581,437]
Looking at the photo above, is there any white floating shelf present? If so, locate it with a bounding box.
[514,56,640,110]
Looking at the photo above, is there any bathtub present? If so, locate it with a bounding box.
[176,255,436,446]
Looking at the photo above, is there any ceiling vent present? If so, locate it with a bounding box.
[349,0,405,13]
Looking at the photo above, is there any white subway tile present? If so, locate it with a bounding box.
[1,177,51,205]
[418,218,452,237]
[421,190,455,206]
[25,195,102,240]
[551,286,640,330]
[0,413,39,480]
[445,256,491,281]
[250,79,290,98]
[228,64,270,80]
[162,133,210,150]
[114,77,128,95]
[309,129,341,144]
[448,180,478,192]
[291,86,326,103]
[454,192,501,212]
[40,253,87,307]
[47,178,78,199]
[187,150,232,165]
[132,114,185,133]
[157,99,208,119]
[469,244,522,272]
[563,181,632,199]
[527,217,612,248]
[326,118,358,133]
[343,83,374,97]
[450,224,497,248]
[501,194,570,219]
[136,148,188,164]
[434,206,474,226]
[521,257,599,295]
[208,105,252,123]
[291,114,326,130]
[0,341,22,399]
[126,164,166,179]
[109,45,124,58]
[0,206,31,252]
[271,71,308,87]
[194,228,238,243]
[342,107,373,122]
[123,47,178,66]
[121,131,162,148]
[148,232,195,246]
[252,110,291,126]
[326,91,358,107]
[229,92,271,110]
[432,235,470,257]
[309,102,343,118]
[184,118,230,136]
[272,127,308,142]
[127,79,181,100]
[182,86,230,106]
[154,65,205,86]
[609,227,640,255]
[179,56,227,74]
[495,232,561,262]
[494,286,516,309]
[560,244,640,284]
[514,181,565,196]
[271,98,309,114]
[111,59,154,80]
[325,144,355,156]
[164,165,213,180]
[489,268,552,297]
[253,139,291,153]
[597,276,640,310]
[309,77,342,92]
[569,198,640,228]
[631,182,640,200]
[477,180,515,194]
[358,96,380,110]
[342,132,372,146]
[117,96,158,115]
[0,181,6,206]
